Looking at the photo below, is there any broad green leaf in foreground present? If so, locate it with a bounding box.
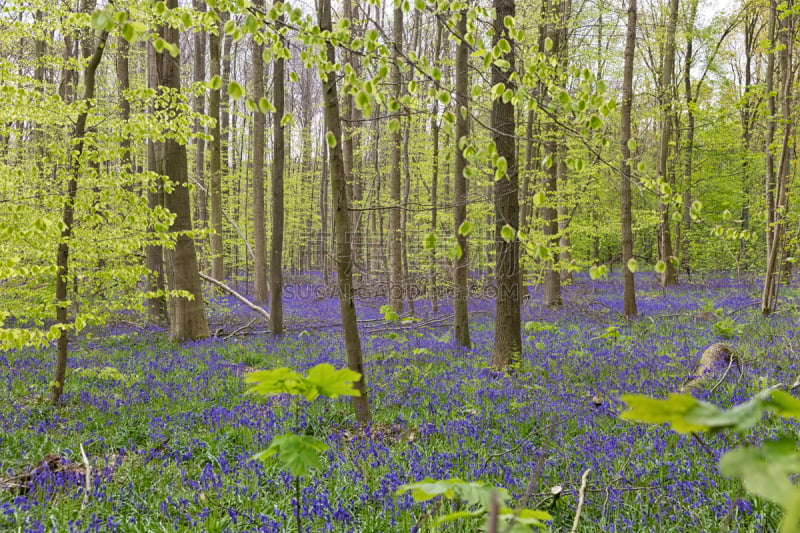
[303,363,361,400]
[719,438,800,533]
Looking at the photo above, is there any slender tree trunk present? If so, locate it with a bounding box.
[193,0,207,241]
[518,109,535,290]
[762,0,794,314]
[158,0,209,341]
[321,137,329,287]
[52,30,109,405]
[318,0,371,424]
[252,0,268,303]
[209,22,222,278]
[270,5,286,334]
[620,0,638,319]
[541,0,563,306]
[656,0,679,287]
[765,0,777,254]
[491,0,521,369]
[430,20,442,314]
[453,9,471,347]
[679,0,699,276]
[388,5,404,313]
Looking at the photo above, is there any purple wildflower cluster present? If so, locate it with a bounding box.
[0,274,795,531]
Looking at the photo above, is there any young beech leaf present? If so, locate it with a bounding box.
[228,81,244,100]
[501,225,515,243]
[244,367,305,396]
[424,233,437,249]
[654,260,667,274]
[719,438,800,510]
[325,131,337,148]
[767,389,800,418]
[253,434,328,477]
[303,363,361,400]
[627,258,638,273]
[458,220,472,236]
[620,393,722,433]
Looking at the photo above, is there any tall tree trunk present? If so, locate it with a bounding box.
[518,109,535,290]
[430,19,442,314]
[318,0,371,424]
[388,5,404,313]
[541,0,563,306]
[453,9,471,347]
[321,137,330,287]
[270,5,286,334]
[158,0,209,341]
[252,0,268,304]
[491,0,521,369]
[620,0,638,319]
[146,43,168,324]
[52,30,109,405]
[209,21,222,278]
[656,0,679,287]
[679,0,699,276]
[762,0,794,315]
[193,0,207,244]
[765,0,777,254]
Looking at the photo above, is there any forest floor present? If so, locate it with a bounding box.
[1,273,797,532]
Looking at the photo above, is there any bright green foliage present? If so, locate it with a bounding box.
[245,363,361,401]
[380,304,400,322]
[621,388,800,532]
[247,363,361,478]
[252,434,329,477]
[396,478,551,531]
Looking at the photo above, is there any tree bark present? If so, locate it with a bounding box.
[620,0,638,319]
[209,20,223,279]
[318,0,371,424]
[388,5,404,313]
[251,0,268,304]
[270,4,286,334]
[158,0,209,341]
[491,0,521,369]
[656,0,679,287]
[52,29,109,405]
[453,9,471,348]
[193,0,207,241]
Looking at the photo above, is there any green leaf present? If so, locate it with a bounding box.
[414,0,426,11]
[458,221,472,236]
[767,390,800,418]
[627,258,638,273]
[228,81,244,100]
[325,131,337,148]
[719,438,800,506]
[244,367,305,396]
[258,97,271,114]
[437,90,451,105]
[589,264,607,280]
[627,138,637,152]
[544,37,553,51]
[654,260,667,274]
[121,22,136,42]
[532,192,545,207]
[253,434,329,477]
[388,118,400,133]
[501,225,515,243]
[620,394,723,433]
[209,75,223,91]
[303,363,361,400]
[424,233,437,249]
